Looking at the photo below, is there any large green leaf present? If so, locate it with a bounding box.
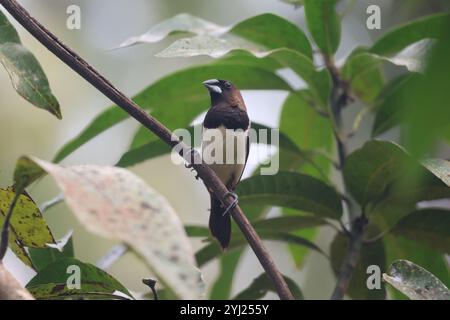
[330,231,386,300]
[370,12,450,56]
[279,91,333,265]
[196,230,323,267]
[279,91,334,179]
[252,215,327,232]
[372,74,414,137]
[233,273,303,300]
[0,43,61,119]
[0,10,20,44]
[237,172,342,219]
[383,234,449,300]
[383,259,450,300]
[230,13,312,58]
[119,13,312,59]
[28,231,74,271]
[26,258,133,300]
[157,46,329,108]
[54,63,290,161]
[343,140,450,207]
[341,47,384,103]
[391,209,450,254]
[345,141,450,233]
[304,0,341,55]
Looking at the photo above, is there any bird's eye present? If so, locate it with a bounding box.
[224,81,232,89]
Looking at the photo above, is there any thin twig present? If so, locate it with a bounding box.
[96,243,129,270]
[142,278,159,300]
[39,192,64,213]
[330,216,368,300]
[0,0,294,300]
[0,191,21,261]
[323,54,368,300]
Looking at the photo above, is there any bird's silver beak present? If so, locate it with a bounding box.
[203,79,222,94]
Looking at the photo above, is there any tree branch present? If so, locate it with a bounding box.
[330,216,367,300]
[0,0,294,300]
[323,55,368,300]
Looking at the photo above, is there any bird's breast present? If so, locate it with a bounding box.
[201,125,248,187]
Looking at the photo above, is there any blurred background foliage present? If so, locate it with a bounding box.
[1,0,449,299]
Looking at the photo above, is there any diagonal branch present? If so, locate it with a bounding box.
[0,0,294,300]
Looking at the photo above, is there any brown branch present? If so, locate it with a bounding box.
[323,54,367,300]
[0,0,294,300]
[330,216,368,300]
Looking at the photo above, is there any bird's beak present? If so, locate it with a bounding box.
[203,79,222,94]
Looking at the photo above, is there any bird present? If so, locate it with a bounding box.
[201,79,250,250]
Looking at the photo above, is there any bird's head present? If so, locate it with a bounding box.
[203,79,246,110]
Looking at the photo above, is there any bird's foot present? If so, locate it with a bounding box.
[184,147,197,169]
[222,191,238,216]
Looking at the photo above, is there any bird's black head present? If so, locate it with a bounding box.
[203,79,245,110]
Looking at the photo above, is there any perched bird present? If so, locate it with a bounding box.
[202,79,250,249]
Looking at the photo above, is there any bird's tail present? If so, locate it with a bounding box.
[209,196,231,250]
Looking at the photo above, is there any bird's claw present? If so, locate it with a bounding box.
[222,191,238,216]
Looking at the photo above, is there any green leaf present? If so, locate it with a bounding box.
[383,234,449,300]
[330,231,386,299]
[422,159,450,187]
[26,258,133,299]
[345,141,450,233]
[230,13,312,58]
[392,209,450,254]
[279,91,334,179]
[53,63,290,162]
[370,13,450,56]
[304,0,341,55]
[196,230,323,267]
[210,249,242,300]
[157,46,328,107]
[15,156,204,299]
[120,13,312,59]
[268,50,331,107]
[233,273,303,300]
[279,91,334,265]
[0,188,55,269]
[116,13,228,48]
[253,215,327,232]
[28,231,74,271]
[372,74,414,137]
[383,259,450,300]
[237,172,342,219]
[341,47,384,103]
[0,43,61,119]
[0,10,20,44]
[343,140,450,207]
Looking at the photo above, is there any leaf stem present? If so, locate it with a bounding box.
[323,53,368,300]
[0,189,21,261]
[0,0,294,300]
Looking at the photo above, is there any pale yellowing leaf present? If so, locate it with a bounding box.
[17,156,203,299]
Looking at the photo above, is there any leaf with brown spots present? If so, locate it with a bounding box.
[0,187,55,269]
[14,156,203,299]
